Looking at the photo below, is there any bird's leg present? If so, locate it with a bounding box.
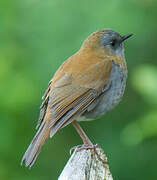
[72,120,93,145]
[70,120,97,154]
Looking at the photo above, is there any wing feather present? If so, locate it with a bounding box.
[50,89,96,137]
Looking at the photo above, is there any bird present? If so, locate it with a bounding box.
[21,28,133,168]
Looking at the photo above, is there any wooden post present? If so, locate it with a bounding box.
[58,145,113,180]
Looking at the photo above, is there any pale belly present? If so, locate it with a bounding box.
[77,62,127,121]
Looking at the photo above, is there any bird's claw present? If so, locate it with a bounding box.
[70,144,98,155]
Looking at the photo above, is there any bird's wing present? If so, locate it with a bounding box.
[36,80,52,129]
[37,58,112,137]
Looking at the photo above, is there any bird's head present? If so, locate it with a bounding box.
[81,29,133,58]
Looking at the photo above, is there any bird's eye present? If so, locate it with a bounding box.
[110,39,116,46]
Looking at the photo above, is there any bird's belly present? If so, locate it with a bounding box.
[77,63,127,121]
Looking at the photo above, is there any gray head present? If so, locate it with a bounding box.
[82,29,133,58]
[101,29,133,57]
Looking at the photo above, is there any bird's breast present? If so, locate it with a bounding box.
[77,61,127,121]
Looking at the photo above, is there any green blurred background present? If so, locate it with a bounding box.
[0,0,157,179]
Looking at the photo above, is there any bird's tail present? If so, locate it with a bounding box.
[21,120,50,168]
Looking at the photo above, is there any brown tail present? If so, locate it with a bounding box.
[21,121,50,168]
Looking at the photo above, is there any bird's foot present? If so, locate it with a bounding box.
[70,144,98,155]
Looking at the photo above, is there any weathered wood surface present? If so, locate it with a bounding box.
[58,145,113,180]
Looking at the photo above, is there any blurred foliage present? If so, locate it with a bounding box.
[131,65,157,105]
[0,0,157,179]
